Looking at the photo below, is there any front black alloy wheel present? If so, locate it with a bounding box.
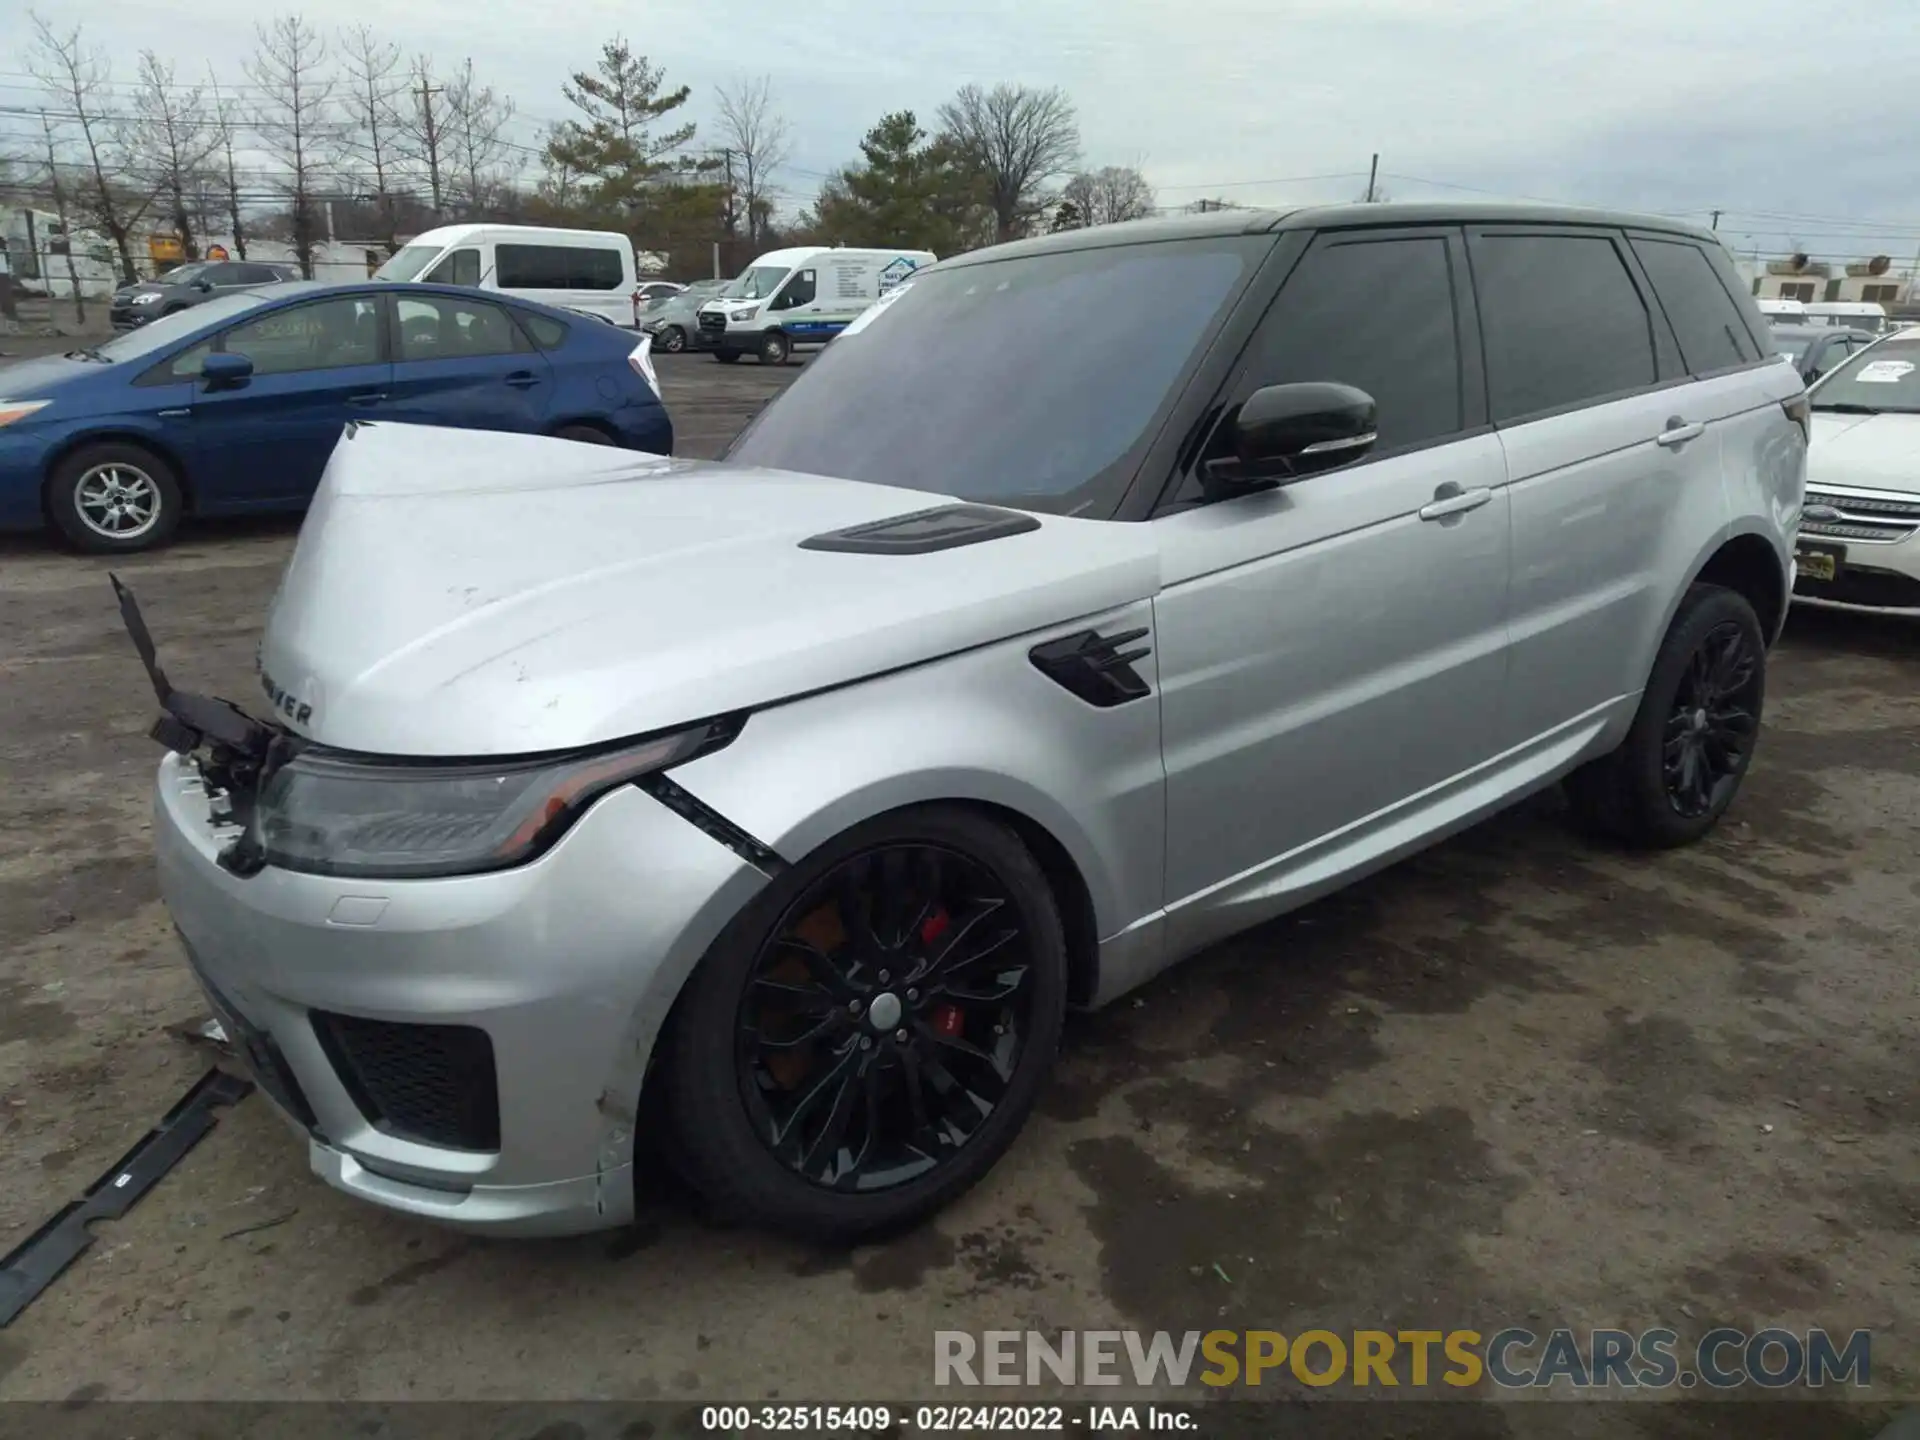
[662,807,1067,1241]
[1563,583,1767,849]
[656,324,686,353]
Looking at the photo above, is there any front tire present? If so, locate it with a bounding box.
[756,331,791,365]
[660,806,1068,1243]
[47,442,183,554]
[1563,584,1766,849]
[552,423,614,446]
[656,325,686,353]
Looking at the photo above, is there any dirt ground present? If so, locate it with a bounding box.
[0,350,1915,1435]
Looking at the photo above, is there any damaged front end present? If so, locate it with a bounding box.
[111,574,299,878]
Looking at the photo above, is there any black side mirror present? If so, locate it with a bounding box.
[192,278,214,293]
[1206,382,1378,493]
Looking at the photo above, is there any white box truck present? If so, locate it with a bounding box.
[693,246,936,364]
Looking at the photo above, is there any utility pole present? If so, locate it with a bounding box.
[39,109,86,326]
[1711,209,1722,230]
[722,147,738,240]
[1365,152,1379,204]
[417,73,445,218]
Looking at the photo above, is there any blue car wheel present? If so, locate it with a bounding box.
[48,441,184,554]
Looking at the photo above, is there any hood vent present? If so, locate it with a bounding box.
[799,503,1040,555]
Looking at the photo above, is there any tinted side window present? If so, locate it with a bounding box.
[1237,235,1463,452]
[1473,233,1655,422]
[219,296,382,375]
[395,294,526,360]
[426,248,481,287]
[495,244,623,291]
[1632,238,1759,374]
[776,269,817,310]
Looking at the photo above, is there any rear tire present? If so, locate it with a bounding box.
[714,350,741,365]
[1563,584,1766,849]
[757,331,791,365]
[659,805,1067,1243]
[46,441,184,554]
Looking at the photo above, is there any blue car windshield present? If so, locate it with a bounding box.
[92,293,274,363]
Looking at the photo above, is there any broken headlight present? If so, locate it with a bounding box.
[249,721,736,879]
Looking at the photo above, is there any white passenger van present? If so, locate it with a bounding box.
[1801,300,1891,335]
[693,245,937,364]
[374,225,639,326]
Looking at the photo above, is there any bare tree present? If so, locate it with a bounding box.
[29,13,155,283]
[133,52,220,262]
[207,69,250,259]
[339,25,406,255]
[445,58,517,219]
[36,109,87,321]
[248,16,336,277]
[936,83,1079,243]
[401,56,453,219]
[715,76,791,247]
[1060,166,1155,228]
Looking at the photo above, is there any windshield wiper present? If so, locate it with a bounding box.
[1810,402,1881,414]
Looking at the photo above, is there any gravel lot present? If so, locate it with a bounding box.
[0,349,1915,1435]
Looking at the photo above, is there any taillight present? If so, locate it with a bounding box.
[1781,393,1810,441]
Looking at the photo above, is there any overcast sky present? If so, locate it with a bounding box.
[6,0,1920,264]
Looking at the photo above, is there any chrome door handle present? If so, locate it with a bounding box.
[1419,486,1494,521]
[1656,418,1705,448]
[504,372,542,389]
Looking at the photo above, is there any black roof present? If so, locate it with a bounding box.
[947,200,1722,267]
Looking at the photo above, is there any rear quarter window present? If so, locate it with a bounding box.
[518,311,570,349]
[1632,238,1760,374]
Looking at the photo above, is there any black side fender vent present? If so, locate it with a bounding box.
[799,503,1041,555]
[1030,627,1152,708]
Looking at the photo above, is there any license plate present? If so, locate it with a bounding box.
[1796,541,1844,583]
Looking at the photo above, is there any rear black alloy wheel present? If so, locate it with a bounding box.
[1663,620,1761,819]
[662,807,1066,1241]
[1562,583,1767,849]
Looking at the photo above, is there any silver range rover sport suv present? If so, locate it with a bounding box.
[137,202,1807,1241]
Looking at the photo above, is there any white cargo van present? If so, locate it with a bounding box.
[374,224,639,326]
[1801,300,1891,335]
[693,245,936,364]
[1757,297,1807,326]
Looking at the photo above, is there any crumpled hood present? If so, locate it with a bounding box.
[1809,411,1920,489]
[257,422,1161,756]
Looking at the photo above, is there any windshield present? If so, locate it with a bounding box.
[726,236,1266,516]
[92,292,274,363]
[1810,336,1920,413]
[722,265,790,300]
[374,245,444,282]
[1772,332,1813,360]
[156,262,211,288]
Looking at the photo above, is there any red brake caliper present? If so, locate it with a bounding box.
[920,908,965,1037]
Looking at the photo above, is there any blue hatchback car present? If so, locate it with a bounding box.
[0,281,673,552]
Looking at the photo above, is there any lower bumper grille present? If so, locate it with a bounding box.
[311,1011,501,1151]
[1795,566,1920,610]
[192,971,318,1131]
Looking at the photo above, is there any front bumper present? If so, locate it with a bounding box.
[0,428,55,533]
[1793,484,1920,616]
[152,750,767,1235]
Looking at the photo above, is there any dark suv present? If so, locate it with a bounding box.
[110,260,302,330]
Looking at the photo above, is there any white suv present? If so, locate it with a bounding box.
[1797,330,1920,615]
